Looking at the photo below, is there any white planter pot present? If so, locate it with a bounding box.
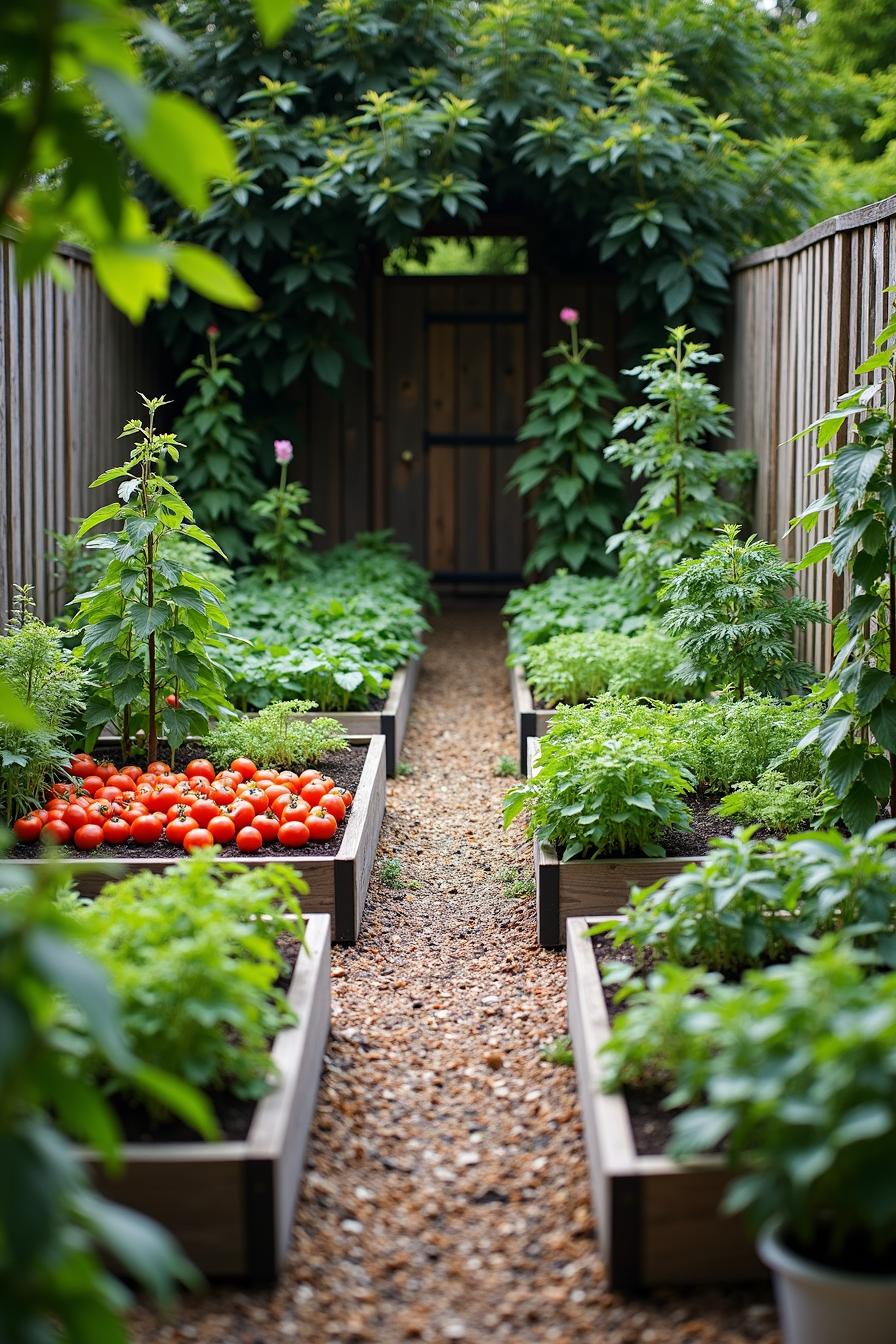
[759,1228,896,1344]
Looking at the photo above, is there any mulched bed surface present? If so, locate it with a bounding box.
[114,936,302,1145]
[130,608,776,1344]
[8,746,367,862]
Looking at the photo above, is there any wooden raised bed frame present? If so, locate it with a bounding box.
[83,912,331,1284]
[566,916,762,1291]
[508,661,554,775]
[6,736,386,943]
[527,738,703,947]
[300,646,422,776]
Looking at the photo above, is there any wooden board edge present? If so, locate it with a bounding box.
[334,735,386,942]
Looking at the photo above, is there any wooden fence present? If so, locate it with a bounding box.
[0,240,154,622]
[730,193,896,670]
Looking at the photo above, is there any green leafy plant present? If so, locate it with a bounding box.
[523,626,685,707]
[540,1034,574,1067]
[792,287,896,830]
[508,308,624,574]
[378,857,403,888]
[661,525,826,696]
[0,860,216,1344]
[505,732,692,859]
[74,853,307,1101]
[0,588,87,818]
[501,867,535,900]
[714,770,822,833]
[494,756,518,778]
[72,394,232,761]
[625,944,896,1268]
[248,438,322,580]
[606,328,755,610]
[503,571,647,662]
[173,324,262,563]
[505,693,822,860]
[203,700,346,770]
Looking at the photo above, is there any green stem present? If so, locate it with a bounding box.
[275,460,288,581]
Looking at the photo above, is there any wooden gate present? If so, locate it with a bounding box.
[371,273,617,584]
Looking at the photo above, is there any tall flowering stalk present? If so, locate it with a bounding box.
[508,307,625,575]
[249,438,322,579]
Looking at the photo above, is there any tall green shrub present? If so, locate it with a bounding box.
[508,309,623,574]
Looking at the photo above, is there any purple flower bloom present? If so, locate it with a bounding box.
[559,307,580,326]
[274,438,294,465]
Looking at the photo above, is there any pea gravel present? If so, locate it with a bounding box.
[130,607,778,1344]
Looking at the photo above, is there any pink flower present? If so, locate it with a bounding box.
[274,438,294,465]
[559,307,580,326]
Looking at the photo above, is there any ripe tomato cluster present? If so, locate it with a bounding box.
[13,752,353,854]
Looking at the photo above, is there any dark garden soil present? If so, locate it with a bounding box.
[114,937,303,1145]
[8,746,367,862]
[130,608,777,1344]
[559,792,782,862]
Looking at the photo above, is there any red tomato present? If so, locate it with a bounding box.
[318,791,346,822]
[120,765,141,782]
[130,813,164,844]
[236,825,263,852]
[278,770,300,784]
[278,820,310,848]
[281,798,311,825]
[306,807,337,842]
[96,786,122,802]
[106,773,135,794]
[135,782,155,801]
[102,816,130,845]
[210,783,236,807]
[186,758,215,783]
[216,770,242,788]
[225,799,256,831]
[254,811,280,842]
[152,785,179,813]
[238,786,268,815]
[42,819,72,845]
[183,827,213,851]
[300,779,329,806]
[13,814,42,844]
[190,798,220,827]
[166,693,180,708]
[175,779,196,797]
[69,753,96,779]
[118,798,148,818]
[50,782,76,801]
[147,760,171,775]
[80,775,104,796]
[62,803,90,830]
[230,757,257,781]
[208,814,236,844]
[74,823,104,850]
[87,800,113,822]
[166,815,198,845]
[34,808,49,825]
[253,768,278,783]
[330,786,353,810]
[265,783,291,803]
[295,769,321,788]
[94,761,117,783]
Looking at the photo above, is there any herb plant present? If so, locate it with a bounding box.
[75,853,307,1100]
[249,439,321,581]
[204,700,347,770]
[634,944,896,1266]
[606,328,755,609]
[523,627,685,707]
[661,525,826,696]
[672,693,822,792]
[174,324,262,564]
[0,589,87,818]
[714,771,822,833]
[503,571,648,663]
[72,394,232,762]
[508,308,624,575]
[793,287,896,830]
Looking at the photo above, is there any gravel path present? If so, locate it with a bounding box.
[132,608,778,1344]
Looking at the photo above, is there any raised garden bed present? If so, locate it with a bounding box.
[298,646,422,776]
[566,916,763,1291]
[527,738,702,946]
[81,912,331,1283]
[5,736,386,942]
[508,661,554,774]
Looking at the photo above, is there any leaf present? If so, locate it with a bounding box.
[27,932,130,1069]
[311,346,344,386]
[130,603,169,638]
[870,699,896,753]
[171,245,259,311]
[553,477,582,509]
[795,539,831,570]
[817,710,853,757]
[127,93,235,214]
[93,244,170,324]
[75,1191,200,1301]
[77,503,123,537]
[856,668,894,715]
[0,676,38,729]
[826,742,867,798]
[831,442,884,511]
[840,780,879,833]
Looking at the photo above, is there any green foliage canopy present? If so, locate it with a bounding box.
[138,0,820,397]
